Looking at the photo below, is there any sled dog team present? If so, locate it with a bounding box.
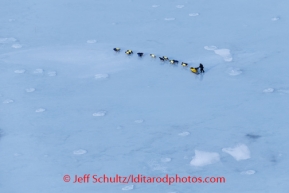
[113,48,205,74]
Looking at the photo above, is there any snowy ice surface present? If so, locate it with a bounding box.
[122,185,134,191]
[25,88,35,92]
[164,18,175,21]
[214,49,233,62]
[1,0,289,193]
[222,144,251,161]
[3,99,14,104]
[47,71,57,76]
[278,89,289,94]
[95,73,109,79]
[176,5,184,9]
[189,13,199,17]
[204,45,217,50]
[86,39,97,44]
[152,5,159,8]
[134,119,144,123]
[11,44,22,49]
[271,17,280,21]
[227,67,242,76]
[190,150,220,167]
[204,46,232,61]
[0,37,17,43]
[14,69,25,73]
[73,149,87,155]
[35,108,46,113]
[92,111,106,117]
[161,158,172,163]
[33,69,44,74]
[178,131,190,136]
[263,88,274,93]
[241,170,256,175]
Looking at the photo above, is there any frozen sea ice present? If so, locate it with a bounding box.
[93,111,106,117]
[214,49,232,62]
[134,119,144,123]
[35,108,45,113]
[161,158,171,162]
[227,68,242,76]
[178,131,190,136]
[176,5,184,8]
[190,150,220,167]
[12,44,22,48]
[73,149,87,155]
[164,18,175,21]
[122,185,134,190]
[241,170,255,175]
[3,99,14,104]
[33,69,44,74]
[95,74,109,79]
[14,70,25,73]
[87,39,96,44]
[222,144,250,161]
[189,13,199,17]
[26,88,35,92]
[47,71,57,76]
[263,88,274,93]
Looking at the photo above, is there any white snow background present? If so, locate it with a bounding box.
[1,0,289,192]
